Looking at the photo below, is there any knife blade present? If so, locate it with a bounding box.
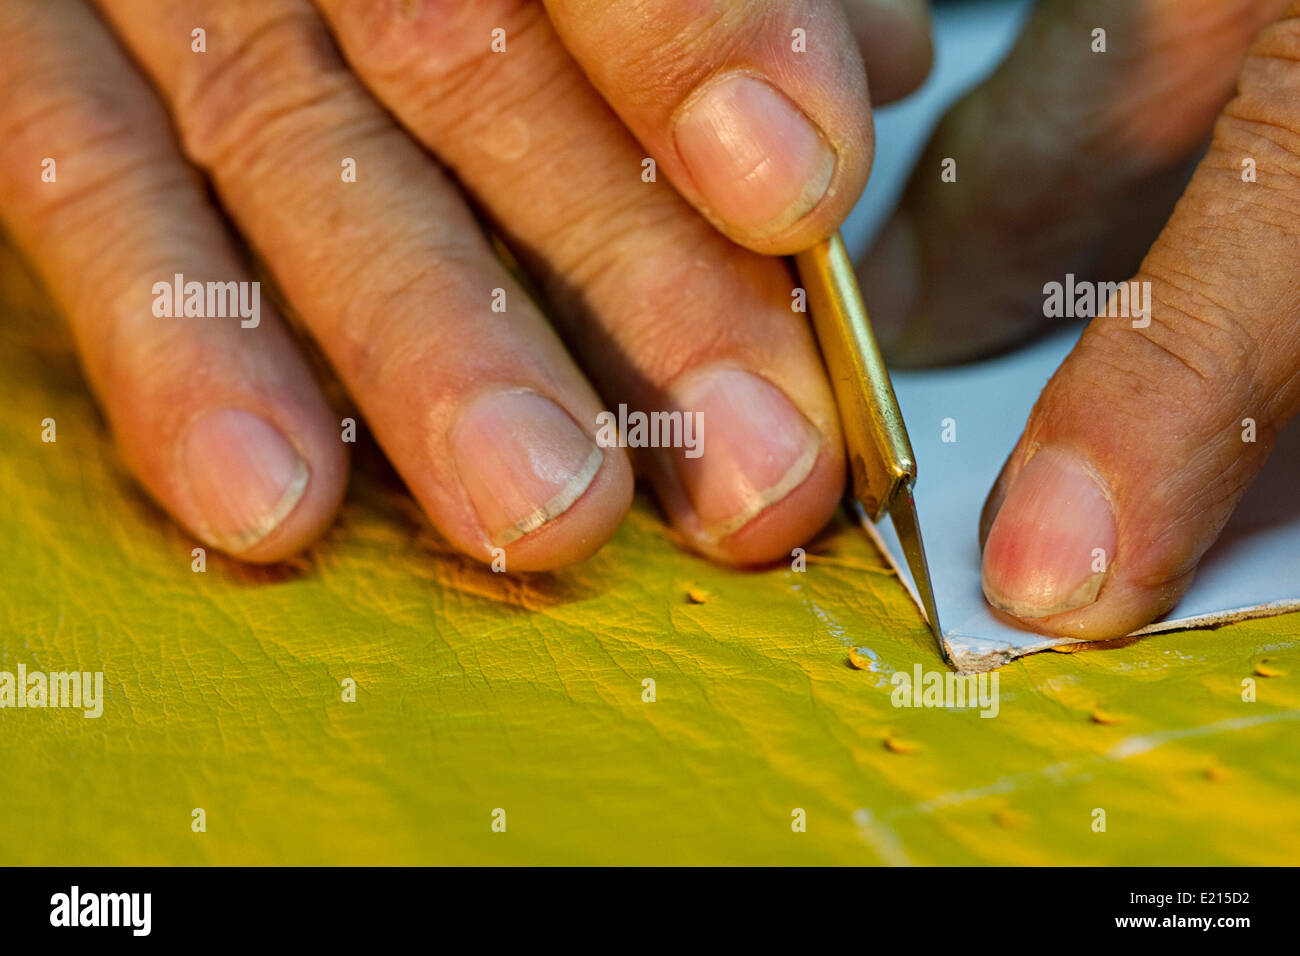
[793,232,942,643]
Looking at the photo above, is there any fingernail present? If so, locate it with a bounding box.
[182,409,309,554]
[669,366,820,540]
[673,72,835,238]
[981,447,1117,618]
[452,388,603,547]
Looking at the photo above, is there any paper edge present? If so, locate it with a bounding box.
[860,510,1300,673]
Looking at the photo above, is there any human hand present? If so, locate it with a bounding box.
[858,0,1300,639]
[0,0,931,571]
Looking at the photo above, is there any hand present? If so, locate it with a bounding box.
[0,0,932,571]
[858,0,1300,639]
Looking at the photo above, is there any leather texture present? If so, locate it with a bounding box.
[0,240,1296,865]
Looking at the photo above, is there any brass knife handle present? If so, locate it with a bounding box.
[794,233,915,522]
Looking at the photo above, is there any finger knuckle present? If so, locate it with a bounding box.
[1221,14,1300,160]
[331,254,481,388]
[1092,286,1262,435]
[0,86,184,257]
[606,3,744,108]
[332,0,531,89]
[173,10,352,173]
[0,36,154,217]
[0,85,138,203]
[579,236,779,387]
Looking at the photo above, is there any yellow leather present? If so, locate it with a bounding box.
[1,241,1296,865]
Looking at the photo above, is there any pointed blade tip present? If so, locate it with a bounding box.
[888,488,942,642]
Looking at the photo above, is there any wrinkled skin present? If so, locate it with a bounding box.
[0,0,1297,641]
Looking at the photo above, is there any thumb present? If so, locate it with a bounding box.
[980,6,1300,640]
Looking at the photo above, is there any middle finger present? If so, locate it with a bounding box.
[315,0,846,564]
